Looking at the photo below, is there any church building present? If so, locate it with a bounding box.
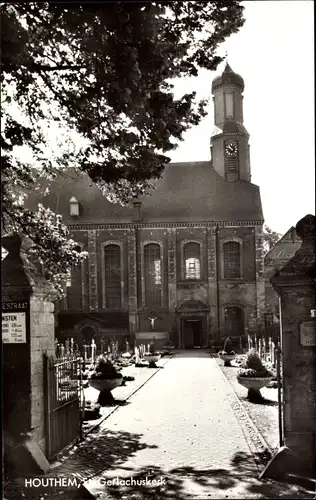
[28,63,265,348]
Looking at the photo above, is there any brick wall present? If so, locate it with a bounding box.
[61,223,259,339]
[30,297,55,453]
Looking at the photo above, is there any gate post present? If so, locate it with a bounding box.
[2,233,56,475]
[260,215,316,481]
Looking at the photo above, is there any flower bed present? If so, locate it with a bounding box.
[217,359,280,450]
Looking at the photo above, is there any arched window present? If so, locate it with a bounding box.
[66,245,83,310]
[224,307,244,336]
[144,243,161,306]
[104,244,122,309]
[183,242,201,279]
[223,241,241,279]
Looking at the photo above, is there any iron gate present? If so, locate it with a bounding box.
[44,353,83,460]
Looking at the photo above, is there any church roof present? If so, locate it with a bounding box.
[212,62,244,92]
[264,227,301,264]
[25,162,264,224]
[221,120,249,136]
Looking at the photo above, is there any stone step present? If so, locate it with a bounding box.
[285,473,316,493]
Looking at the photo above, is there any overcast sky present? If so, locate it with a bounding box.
[169,0,315,235]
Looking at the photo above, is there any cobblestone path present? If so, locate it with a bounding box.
[9,351,312,499]
[75,351,308,499]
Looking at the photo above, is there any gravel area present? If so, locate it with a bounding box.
[216,358,280,452]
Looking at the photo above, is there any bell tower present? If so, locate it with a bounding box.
[210,63,251,183]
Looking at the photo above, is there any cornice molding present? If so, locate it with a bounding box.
[67,220,264,231]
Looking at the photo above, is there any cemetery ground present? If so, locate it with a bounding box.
[4,350,314,500]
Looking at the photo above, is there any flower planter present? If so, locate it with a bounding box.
[88,377,123,405]
[83,402,100,421]
[237,376,273,402]
[121,352,132,359]
[143,354,161,368]
[218,353,236,367]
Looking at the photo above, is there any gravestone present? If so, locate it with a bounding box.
[2,233,56,475]
[261,214,316,481]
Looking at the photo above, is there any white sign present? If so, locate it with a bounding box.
[2,312,26,343]
[300,321,316,347]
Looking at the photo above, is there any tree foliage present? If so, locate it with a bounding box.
[262,225,281,254]
[1,1,245,294]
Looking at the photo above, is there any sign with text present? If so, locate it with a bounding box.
[2,301,29,311]
[2,312,26,343]
[300,320,316,347]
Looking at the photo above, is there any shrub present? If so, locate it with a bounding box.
[164,340,175,348]
[219,336,235,355]
[89,356,123,380]
[237,349,273,378]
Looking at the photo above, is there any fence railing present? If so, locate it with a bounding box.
[247,335,276,367]
[44,353,82,459]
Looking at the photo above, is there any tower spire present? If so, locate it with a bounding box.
[211,64,251,183]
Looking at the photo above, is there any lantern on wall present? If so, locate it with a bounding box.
[69,196,79,216]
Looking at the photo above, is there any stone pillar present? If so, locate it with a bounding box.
[127,228,138,333]
[262,215,316,480]
[207,227,218,340]
[255,225,265,323]
[2,233,56,474]
[167,228,177,310]
[87,229,98,311]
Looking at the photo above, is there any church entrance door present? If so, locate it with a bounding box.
[183,319,202,348]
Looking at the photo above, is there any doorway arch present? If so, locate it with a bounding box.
[78,324,97,346]
[176,300,209,348]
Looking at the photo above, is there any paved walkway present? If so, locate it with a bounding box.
[9,351,313,499]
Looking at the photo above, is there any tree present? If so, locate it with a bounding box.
[262,225,281,254]
[1,1,245,294]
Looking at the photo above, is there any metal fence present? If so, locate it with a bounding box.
[44,353,83,460]
[247,335,277,367]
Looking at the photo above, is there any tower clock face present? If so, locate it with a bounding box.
[225,142,238,157]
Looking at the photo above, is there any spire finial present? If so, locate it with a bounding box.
[225,50,228,62]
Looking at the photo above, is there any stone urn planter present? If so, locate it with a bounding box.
[88,355,123,405]
[237,376,273,402]
[218,337,236,366]
[88,376,123,405]
[164,341,175,355]
[88,377,122,405]
[143,353,161,368]
[218,352,236,367]
[89,377,122,393]
[237,349,274,402]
